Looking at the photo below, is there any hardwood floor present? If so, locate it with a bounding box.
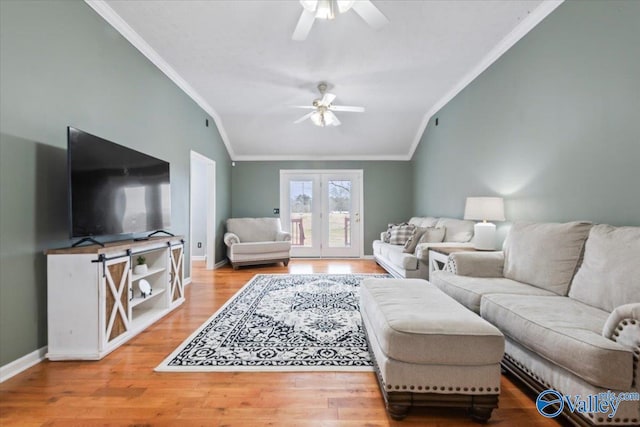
[0,259,561,426]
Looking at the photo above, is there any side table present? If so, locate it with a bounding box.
[428,246,478,276]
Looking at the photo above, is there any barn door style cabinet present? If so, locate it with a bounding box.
[46,237,185,360]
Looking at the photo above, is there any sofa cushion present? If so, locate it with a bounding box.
[387,244,418,270]
[388,224,416,245]
[431,271,556,313]
[503,222,592,295]
[480,294,633,390]
[569,224,640,312]
[409,217,439,228]
[418,227,445,244]
[229,241,291,255]
[360,278,504,365]
[226,218,282,242]
[435,218,475,242]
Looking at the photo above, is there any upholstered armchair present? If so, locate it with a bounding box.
[224,218,291,269]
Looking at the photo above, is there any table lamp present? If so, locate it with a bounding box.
[464,197,505,250]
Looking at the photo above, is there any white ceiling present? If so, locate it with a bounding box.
[89,0,561,160]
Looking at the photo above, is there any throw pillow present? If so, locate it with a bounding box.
[403,227,429,253]
[418,227,446,244]
[384,222,407,243]
[388,224,416,245]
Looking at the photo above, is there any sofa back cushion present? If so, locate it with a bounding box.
[503,221,592,295]
[569,225,640,312]
[435,218,475,242]
[408,217,438,228]
[226,217,281,242]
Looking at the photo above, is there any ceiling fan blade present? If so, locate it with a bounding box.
[291,105,316,109]
[330,105,365,112]
[351,0,389,30]
[294,111,315,124]
[292,9,316,41]
[320,92,337,106]
[324,110,341,126]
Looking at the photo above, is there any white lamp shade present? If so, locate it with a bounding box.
[464,197,505,222]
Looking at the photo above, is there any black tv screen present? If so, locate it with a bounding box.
[68,127,171,238]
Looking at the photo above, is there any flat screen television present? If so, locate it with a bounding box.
[67,127,171,240]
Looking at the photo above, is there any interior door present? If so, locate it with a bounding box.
[280,170,362,258]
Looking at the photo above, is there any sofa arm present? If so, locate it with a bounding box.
[380,232,387,241]
[603,303,640,388]
[276,231,291,242]
[224,232,240,247]
[446,252,505,277]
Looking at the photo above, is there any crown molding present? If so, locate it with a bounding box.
[407,0,564,160]
[231,153,411,162]
[84,0,236,159]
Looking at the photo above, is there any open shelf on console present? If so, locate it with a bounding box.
[130,288,166,308]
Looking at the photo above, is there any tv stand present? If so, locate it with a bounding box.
[71,237,105,248]
[148,229,174,238]
[46,236,185,360]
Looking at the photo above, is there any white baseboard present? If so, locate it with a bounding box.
[184,276,192,286]
[215,259,228,269]
[191,255,206,261]
[362,255,375,260]
[0,346,47,383]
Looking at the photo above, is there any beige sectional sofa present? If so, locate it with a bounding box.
[372,216,475,279]
[431,222,640,426]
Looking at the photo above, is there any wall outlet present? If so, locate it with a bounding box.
[197,242,202,248]
[273,208,280,215]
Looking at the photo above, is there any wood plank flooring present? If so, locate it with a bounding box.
[0,259,561,426]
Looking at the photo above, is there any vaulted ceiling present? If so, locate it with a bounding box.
[89,0,561,160]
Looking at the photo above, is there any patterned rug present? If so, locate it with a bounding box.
[155,273,389,372]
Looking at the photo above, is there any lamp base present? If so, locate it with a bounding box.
[473,222,496,251]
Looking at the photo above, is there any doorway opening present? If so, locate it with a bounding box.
[190,151,216,271]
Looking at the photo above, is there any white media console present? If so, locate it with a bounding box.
[46,236,185,360]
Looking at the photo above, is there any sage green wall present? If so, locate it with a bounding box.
[0,1,231,366]
[231,161,413,255]
[412,0,640,238]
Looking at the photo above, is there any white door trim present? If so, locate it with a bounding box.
[280,169,364,258]
[190,151,216,271]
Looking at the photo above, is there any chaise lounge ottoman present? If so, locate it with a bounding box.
[359,278,505,422]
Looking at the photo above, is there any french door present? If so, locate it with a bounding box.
[280,170,363,258]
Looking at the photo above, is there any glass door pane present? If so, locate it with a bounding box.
[327,180,352,248]
[289,180,313,248]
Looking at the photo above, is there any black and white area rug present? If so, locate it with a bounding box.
[156,273,389,372]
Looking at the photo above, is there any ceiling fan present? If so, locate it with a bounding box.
[293,82,365,127]
[292,0,389,41]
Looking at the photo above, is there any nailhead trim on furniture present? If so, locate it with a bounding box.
[610,319,640,389]
[503,352,639,425]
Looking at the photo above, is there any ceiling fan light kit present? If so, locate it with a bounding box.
[293,0,389,41]
[293,82,364,128]
[300,0,356,20]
